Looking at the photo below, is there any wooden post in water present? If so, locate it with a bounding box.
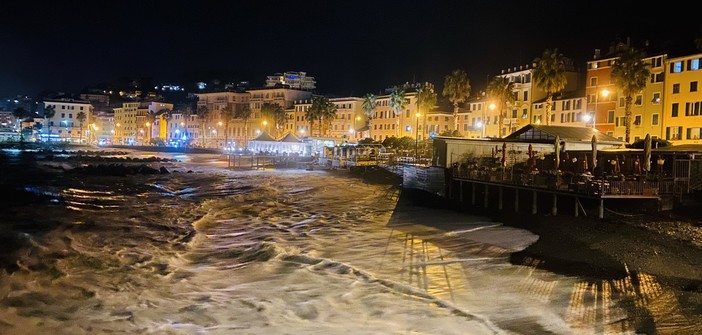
[599,199,604,219]
[484,184,489,208]
[532,191,538,214]
[514,189,519,212]
[498,186,503,210]
[551,193,558,216]
[471,182,476,206]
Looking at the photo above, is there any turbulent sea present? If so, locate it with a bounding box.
[0,148,699,335]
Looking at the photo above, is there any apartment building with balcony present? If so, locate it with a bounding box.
[586,45,666,143]
[42,98,93,143]
[479,61,582,139]
[663,53,702,143]
[195,91,250,147]
[265,71,316,90]
[290,97,365,141]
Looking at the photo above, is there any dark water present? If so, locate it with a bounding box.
[0,148,699,334]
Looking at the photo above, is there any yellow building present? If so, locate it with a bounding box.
[586,45,666,143]
[662,53,702,144]
[195,91,250,148]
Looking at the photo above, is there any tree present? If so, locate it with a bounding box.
[43,105,56,142]
[145,112,156,144]
[533,48,568,125]
[307,96,336,136]
[159,109,172,144]
[389,88,406,137]
[196,105,209,146]
[76,111,87,143]
[234,104,252,149]
[487,76,515,138]
[416,82,437,138]
[362,93,377,139]
[320,100,337,137]
[221,105,237,148]
[13,107,27,140]
[611,45,651,143]
[442,69,471,131]
[305,98,322,137]
[272,104,286,138]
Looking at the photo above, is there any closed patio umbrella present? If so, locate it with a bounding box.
[643,134,652,173]
[591,135,598,173]
[501,142,507,167]
[554,135,560,170]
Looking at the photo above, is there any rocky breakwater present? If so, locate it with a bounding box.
[38,151,181,176]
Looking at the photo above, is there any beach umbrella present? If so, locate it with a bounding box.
[554,135,560,170]
[528,144,535,170]
[583,154,588,172]
[501,142,507,166]
[643,133,652,173]
[635,156,642,175]
[591,135,598,173]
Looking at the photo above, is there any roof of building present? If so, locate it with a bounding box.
[279,132,301,142]
[250,131,277,142]
[505,124,624,144]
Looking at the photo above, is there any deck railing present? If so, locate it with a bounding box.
[451,167,675,197]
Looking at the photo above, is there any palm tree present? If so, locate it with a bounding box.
[611,45,651,143]
[234,104,252,149]
[487,76,515,138]
[306,97,323,136]
[13,107,27,140]
[533,48,568,125]
[272,104,286,138]
[43,105,56,142]
[362,93,376,139]
[196,105,209,146]
[221,105,237,148]
[76,111,87,143]
[442,69,471,131]
[389,88,406,137]
[159,109,172,144]
[145,112,156,144]
[320,99,337,137]
[416,82,437,139]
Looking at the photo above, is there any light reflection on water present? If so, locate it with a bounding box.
[0,150,699,334]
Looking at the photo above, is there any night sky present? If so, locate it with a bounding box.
[2,0,701,99]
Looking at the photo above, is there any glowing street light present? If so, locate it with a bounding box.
[415,112,421,163]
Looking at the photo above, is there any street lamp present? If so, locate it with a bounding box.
[145,121,151,144]
[415,112,421,163]
[487,103,496,138]
[262,120,268,134]
[355,115,361,139]
[592,88,610,130]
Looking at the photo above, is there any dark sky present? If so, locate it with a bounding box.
[1,0,701,99]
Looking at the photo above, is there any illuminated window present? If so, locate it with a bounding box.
[671,61,683,73]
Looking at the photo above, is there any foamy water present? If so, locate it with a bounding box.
[0,149,699,334]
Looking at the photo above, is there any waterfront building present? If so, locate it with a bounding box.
[195,91,250,148]
[586,45,666,143]
[662,52,702,144]
[92,108,114,145]
[291,97,365,142]
[42,98,93,143]
[265,71,316,90]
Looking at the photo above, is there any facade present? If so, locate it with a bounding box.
[586,47,666,143]
[498,62,581,135]
[663,53,702,144]
[42,98,93,143]
[195,91,250,148]
[92,108,114,145]
[265,71,316,90]
[290,97,365,142]
[367,91,420,142]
